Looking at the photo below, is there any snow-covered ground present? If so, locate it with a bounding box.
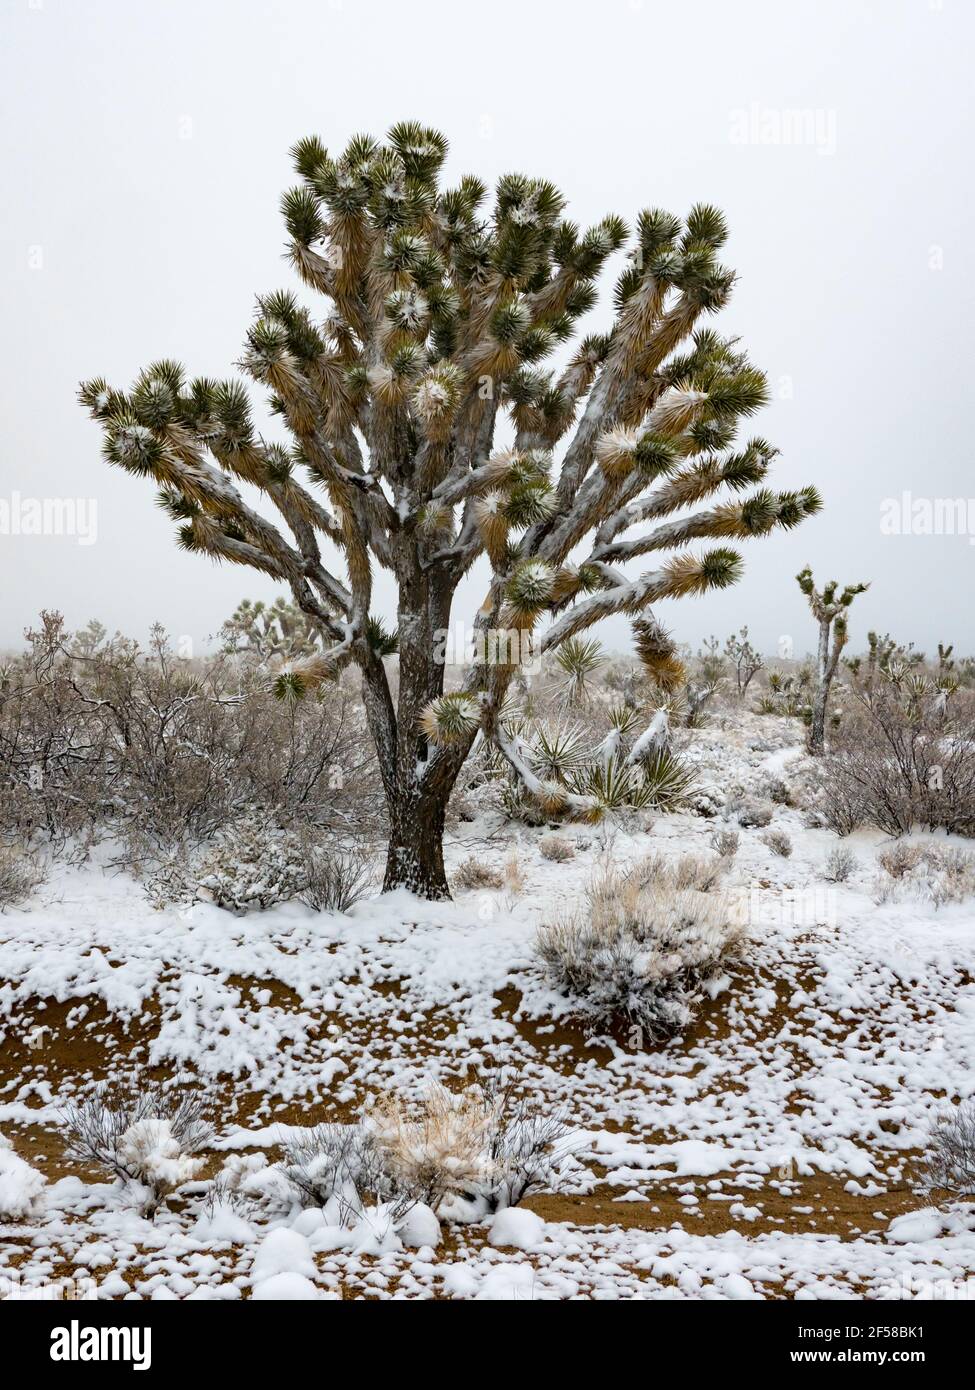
[2,713,975,1300]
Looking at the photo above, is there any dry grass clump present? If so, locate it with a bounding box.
[453,857,505,891]
[536,858,744,1041]
[280,1080,574,1225]
[877,843,923,879]
[539,834,574,862]
[710,827,740,859]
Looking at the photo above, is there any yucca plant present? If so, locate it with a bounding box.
[81,121,820,897]
[555,637,606,707]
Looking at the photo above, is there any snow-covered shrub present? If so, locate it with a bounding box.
[916,1100,975,1203]
[0,1133,47,1219]
[368,1086,498,1212]
[196,815,307,912]
[823,845,857,883]
[736,798,773,829]
[539,834,574,862]
[453,857,504,890]
[370,1081,573,1220]
[536,862,744,1040]
[60,1085,211,1218]
[710,827,739,859]
[760,829,793,858]
[279,1082,573,1228]
[281,1124,397,1220]
[870,845,975,908]
[0,843,45,912]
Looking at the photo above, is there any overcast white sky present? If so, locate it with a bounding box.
[2,0,972,659]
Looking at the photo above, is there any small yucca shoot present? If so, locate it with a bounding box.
[556,637,606,706]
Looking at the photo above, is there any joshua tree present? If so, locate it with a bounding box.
[797,567,868,753]
[80,121,820,898]
[724,625,764,696]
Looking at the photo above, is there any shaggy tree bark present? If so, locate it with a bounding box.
[81,122,821,898]
[797,567,868,755]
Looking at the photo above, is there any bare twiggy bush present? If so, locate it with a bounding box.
[916,1100,975,1203]
[280,1124,406,1220]
[761,829,793,858]
[453,857,505,891]
[60,1084,211,1218]
[820,680,975,838]
[823,845,858,883]
[536,861,744,1040]
[0,612,383,859]
[0,843,46,911]
[295,839,374,913]
[710,827,740,859]
[539,834,574,862]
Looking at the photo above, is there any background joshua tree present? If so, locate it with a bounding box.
[80,121,820,898]
[723,624,764,697]
[797,566,868,754]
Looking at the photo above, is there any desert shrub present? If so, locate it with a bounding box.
[196,815,307,911]
[539,835,574,862]
[296,841,373,913]
[820,679,975,838]
[761,829,793,858]
[0,843,45,911]
[878,843,923,879]
[762,776,792,807]
[823,845,858,883]
[916,1100,975,1203]
[281,1124,403,1220]
[0,612,383,858]
[280,1081,573,1225]
[60,1084,211,1218]
[872,844,975,908]
[634,850,729,894]
[710,827,740,858]
[737,798,773,829]
[536,862,744,1040]
[453,857,505,891]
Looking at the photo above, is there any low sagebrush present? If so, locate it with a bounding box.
[536,861,744,1041]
